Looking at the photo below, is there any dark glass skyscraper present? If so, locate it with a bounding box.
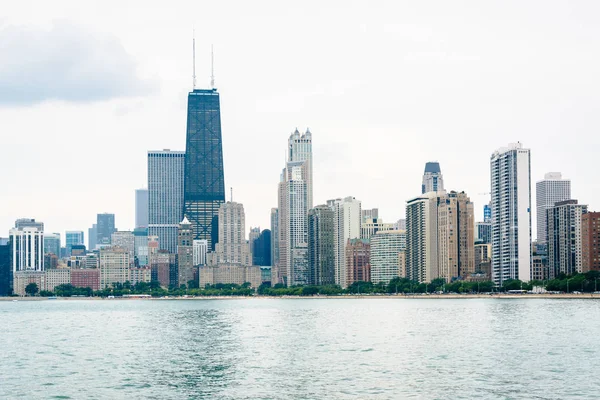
[183,88,225,250]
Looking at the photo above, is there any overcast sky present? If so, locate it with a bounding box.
[2,0,600,243]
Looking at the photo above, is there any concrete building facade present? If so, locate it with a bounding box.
[370,230,406,284]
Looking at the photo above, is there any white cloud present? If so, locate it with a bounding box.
[0,21,156,106]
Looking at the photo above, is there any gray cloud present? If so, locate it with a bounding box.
[0,21,156,105]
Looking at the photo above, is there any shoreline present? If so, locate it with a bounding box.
[2,293,599,301]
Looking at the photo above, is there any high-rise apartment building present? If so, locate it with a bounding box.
[582,212,600,273]
[536,172,571,244]
[490,143,532,285]
[288,128,313,209]
[346,239,371,286]
[361,208,379,223]
[43,233,61,257]
[270,208,279,273]
[66,231,84,256]
[370,230,406,284]
[135,188,149,229]
[0,241,11,296]
[438,191,475,281]
[177,217,195,287]
[547,200,587,277]
[9,224,44,272]
[475,222,492,244]
[308,205,335,285]
[406,192,439,283]
[214,202,251,266]
[360,217,394,241]
[96,213,116,246]
[330,196,361,288]
[148,150,185,253]
[422,162,444,194]
[193,239,208,266]
[183,88,225,249]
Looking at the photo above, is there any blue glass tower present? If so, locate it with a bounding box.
[183,88,225,250]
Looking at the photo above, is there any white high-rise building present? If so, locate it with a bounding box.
[536,172,571,243]
[193,239,208,266]
[490,143,532,285]
[422,162,444,194]
[329,196,361,288]
[9,225,45,272]
[148,150,185,253]
[275,129,312,286]
[370,230,406,284]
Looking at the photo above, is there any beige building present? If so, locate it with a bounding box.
[13,271,46,296]
[437,191,475,282]
[370,230,406,284]
[129,267,152,286]
[111,231,135,261]
[398,251,406,278]
[214,202,251,266]
[177,217,195,287]
[99,247,130,289]
[199,265,262,289]
[45,268,71,292]
[360,218,394,241]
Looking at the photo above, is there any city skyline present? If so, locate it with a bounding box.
[2,2,599,243]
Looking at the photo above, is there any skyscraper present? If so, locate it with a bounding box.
[422,162,444,194]
[9,224,44,272]
[43,233,61,257]
[96,213,116,246]
[135,188,149,229]
[177,217,195,287]
[536,172,571,244]
[88,224,97,251]
[275,129,313,286]
[547,199,587,277]
[475,222,492,244]
[252,230,271,267]
[490,143,532,285]
[483,204,492,223]
[148,150,185,253]
[0,241,12,296]
[406,192,439,283]
[308,205,335,285]
[183,88,225,250]
[270,208,279,279]
[15,218,44,231]
[346,239,371,286]
[111,231,135,261]
[330,196,361,288]
[66,231,84,256]
[582,212,600,273]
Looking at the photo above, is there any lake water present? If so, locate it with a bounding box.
[1,298,599,399]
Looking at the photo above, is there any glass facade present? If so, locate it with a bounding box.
[183,89,225,250]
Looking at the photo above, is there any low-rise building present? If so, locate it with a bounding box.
[199,265,262,289]
[70,268,100,291]
[13,271,45,296]
[45,268,70,292]
[129,267,152,286]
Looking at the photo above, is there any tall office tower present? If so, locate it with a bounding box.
[177,217,195,287]
[360,217,393,241]
[370,230,406,284]
[346,239,371,287]
[88,224,97,251]
[215,202,251,266]
[475,222,492,244]
[111,231,135,261]
[193,239,208,266]
[422,162,444,194]
[133,228,149,266]
[66,231,84,256]
[248,227,260,263]
[43,233,61,257]
[252,230,271,266]
[490,143,532,285]
[99,247,130,289]
[547,200,587,277]
[483,204,492,223]
[308,205,335,285]
[96,213,116,246]
[536,172,571,244]
[406,192,440,283]
[288,128,313,209]
[148,150,185,253]
[135,188,149,229]
[183,88,225,250]
[15,218,44,231]
[361,208,379,223]
[0,241,11,296]
[437,191,475,282]
[270,208,279,272]
[9,224,44,272]
[582,212,600,273]
[330,196,361,288]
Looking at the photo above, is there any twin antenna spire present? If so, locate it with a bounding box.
[192,29,215,89]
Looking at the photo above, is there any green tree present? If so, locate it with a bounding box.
[25,283,39,296]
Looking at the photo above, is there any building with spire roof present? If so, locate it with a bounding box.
[422,162,444,194]
[177,216,195,287]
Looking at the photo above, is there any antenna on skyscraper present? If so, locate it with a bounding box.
[230,187,233,202]
[192,29,197,89]
[211,44,215,88]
